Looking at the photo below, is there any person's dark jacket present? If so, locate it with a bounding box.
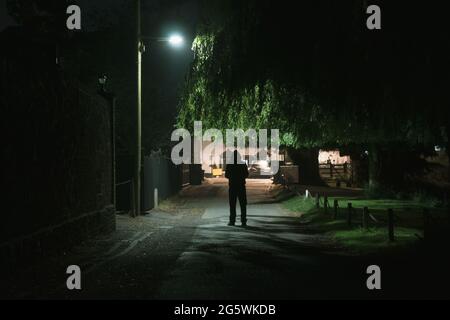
[225,163,249,188]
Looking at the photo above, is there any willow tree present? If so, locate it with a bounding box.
[179,0,449,188]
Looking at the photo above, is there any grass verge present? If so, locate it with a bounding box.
[282,195,445,255]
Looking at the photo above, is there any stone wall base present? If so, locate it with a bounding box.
[0,206,116,270]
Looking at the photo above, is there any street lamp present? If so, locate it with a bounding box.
[134,0,184,217]
[168,34,184,47]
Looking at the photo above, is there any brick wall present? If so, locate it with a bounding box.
[0,28,115,266]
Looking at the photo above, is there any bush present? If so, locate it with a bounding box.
[363,183,395,199]
[411,191,441,208]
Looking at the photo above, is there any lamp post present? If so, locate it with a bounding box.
[134,0,142,217]
[134,0,184,216]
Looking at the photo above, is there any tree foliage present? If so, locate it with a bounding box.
[179,0,449,151]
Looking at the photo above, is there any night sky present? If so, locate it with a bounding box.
[0,0,199,140]
[0,0,15,31]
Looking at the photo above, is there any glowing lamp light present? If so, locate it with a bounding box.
[168,34,184,47]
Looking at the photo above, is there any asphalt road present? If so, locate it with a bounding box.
[2,179,449,299]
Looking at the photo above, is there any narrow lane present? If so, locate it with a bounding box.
[4,179,440,299]
[156,179,369,299]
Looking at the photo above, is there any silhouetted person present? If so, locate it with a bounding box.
[225,151,249,226]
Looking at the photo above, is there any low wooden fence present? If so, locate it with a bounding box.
[314,193,449,242]
[319,163,352,186]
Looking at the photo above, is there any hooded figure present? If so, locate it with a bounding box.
[225,150,249,226]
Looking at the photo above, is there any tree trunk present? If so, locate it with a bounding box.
[444,141,450,184]
[287,147,325,186]
[347,149,369,188]
[368,144,383,190]
[367,143,413,192]
[446,124,450,183]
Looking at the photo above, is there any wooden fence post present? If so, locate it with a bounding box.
[444,192,448,209]
[334,199,339,220]
[362,207,369,230]
[347,203,352,227]
[324,195,328,214]
[423,208,430,241]
[388,208,395,242]
[130,179,135,218]
[445,192,449,220]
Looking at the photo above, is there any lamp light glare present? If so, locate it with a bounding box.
[168,34,184,47]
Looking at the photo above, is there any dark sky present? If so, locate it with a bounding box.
[0,0,198,30]
[0,0,198,92]
[1,0,199,152]
[0,0,198,90]
[0,0,16,31]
